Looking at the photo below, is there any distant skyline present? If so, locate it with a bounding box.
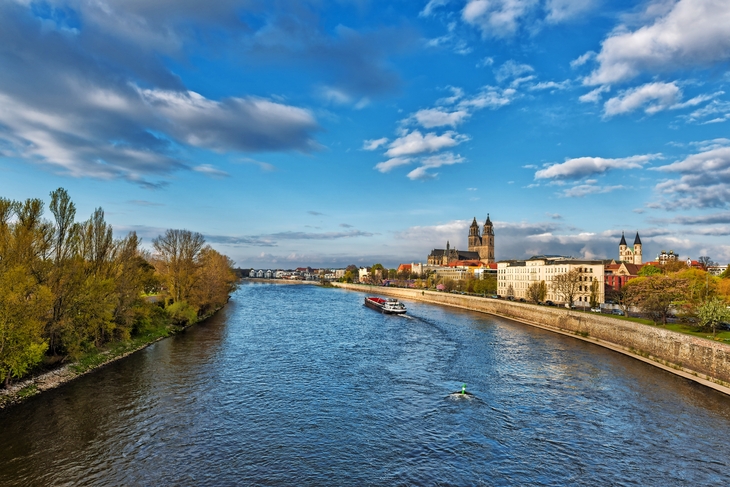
[2,0,730,268]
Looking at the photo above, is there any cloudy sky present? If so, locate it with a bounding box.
[2,0,730,268]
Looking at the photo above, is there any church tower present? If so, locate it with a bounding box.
[633,232,642,265]
[619,231,642,264]
[480,214,495,263]
[468,217,481,251]
[619,232,628,262]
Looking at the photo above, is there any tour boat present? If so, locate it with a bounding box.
[364,296,407,314]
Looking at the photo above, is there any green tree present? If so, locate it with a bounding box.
[0,266,52,387]
[638,265,662,277]
[697,297,730,336]
[152,229,206,304]
[190,246,237,316]
[47,188,80,353]
[628,276,689,325]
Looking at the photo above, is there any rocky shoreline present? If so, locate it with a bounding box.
[0,335,168,410]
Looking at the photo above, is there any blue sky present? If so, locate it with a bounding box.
[2,0,730,268]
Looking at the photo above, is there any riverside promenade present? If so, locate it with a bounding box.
[334,282,730,396]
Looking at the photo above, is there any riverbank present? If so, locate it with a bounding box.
[334,283,730,396]
[0,306,226,410]
[245,278,321,285]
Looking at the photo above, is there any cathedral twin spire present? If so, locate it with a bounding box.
[467,213,494,264]
[619,231,642,265]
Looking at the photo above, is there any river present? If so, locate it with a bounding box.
[1,282,729,486]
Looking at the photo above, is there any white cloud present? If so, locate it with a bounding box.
[477,56,495,67]
[653,144,730,208]
[394,219,469,242]
[374,157,412,173]
[603,82,681,116]
[579,85,610,103]
[462,0,540,38]
[193,164,230,178]
[436,86,465,105]
[528,80,571,91]
[354,98,371,110]
[586,0,730,86]
[494,60,535,83]
[459,86,518,110]
[412,108,471,128]
[363,137,389,151]
[239,157,277,172]
[671,92,721,110]
[510,75,537,88]
[138,88,319,152]
[535,153,662,179]
[571,51,596,68]
[318,86,352,105]
[683,97,730,123]
[420,0,452,17]
[561,183,625,197]
[602,83,722,117]
[385,130,469,157]
[692,138,730,151]
[407,152,465,180]
[546,0,597,23]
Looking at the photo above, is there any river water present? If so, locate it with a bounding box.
[2,283,730,486]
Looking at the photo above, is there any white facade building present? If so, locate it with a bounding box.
[708,265,728,276]
[497,258,605,305]
[358,267,370,281]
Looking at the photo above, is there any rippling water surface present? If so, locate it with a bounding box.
[2,283,730,486]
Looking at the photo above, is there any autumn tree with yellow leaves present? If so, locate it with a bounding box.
[0,189,237,388]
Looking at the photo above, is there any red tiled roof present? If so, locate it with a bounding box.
[447,260,485,267]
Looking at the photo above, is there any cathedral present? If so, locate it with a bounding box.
[619,232,642,265]
[427,214,495,265]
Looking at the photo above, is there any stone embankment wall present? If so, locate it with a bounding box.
[335,283,730,394]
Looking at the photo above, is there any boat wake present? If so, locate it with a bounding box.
[446,391,477,401]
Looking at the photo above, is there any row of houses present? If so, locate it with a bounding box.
[248,267,341,281]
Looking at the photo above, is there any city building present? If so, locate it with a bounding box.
[428,213,495,265]
[657,250,678,265]
[497,257,605,306]
[358,267,370,281]
[467,214,495,264]
[427,241,480,266]
[619,232,642,264]
[708,265,728,276]
[604,262,641,291]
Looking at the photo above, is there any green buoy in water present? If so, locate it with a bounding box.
[461,383,466,394]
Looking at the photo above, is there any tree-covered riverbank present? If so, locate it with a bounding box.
[0,188,237,394]
[0,304,229,409]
